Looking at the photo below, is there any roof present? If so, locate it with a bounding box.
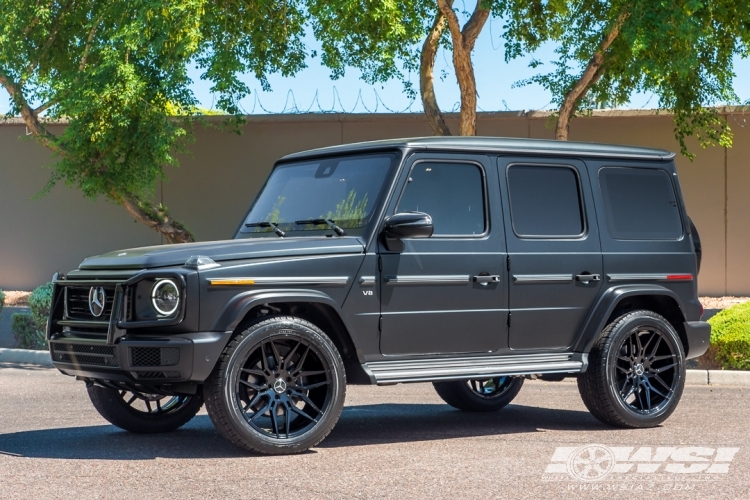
[280,136,675,162]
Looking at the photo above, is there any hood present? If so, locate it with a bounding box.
[78,237,365,270]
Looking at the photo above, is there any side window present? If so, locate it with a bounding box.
[599,167,682,240]
[507,165,584,237]
[397,161,486,236]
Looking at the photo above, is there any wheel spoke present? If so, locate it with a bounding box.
[283,341,302,371]
[295,380,329,391]
[653,373,672,392]
[644,379,668,399]
[284,402,291,437]
[268,341,283,370]
[650,354,675,362]
[239,379,265,390]
[145,400,153,413]
[621,380,636,400]
[269,401,280,438]
[291,346,311,376]
[653,362,677,374]
[240,368,266,377]
[635,383,645,410]
[634,331,644,357]
[648,336,663,360]
[156,399,162,412]
[298,370,327,377]
[243,392,264,412]
[289,403,316,422]
[126,394,138,405]
[292,390,323,416]
[250,400,273,421]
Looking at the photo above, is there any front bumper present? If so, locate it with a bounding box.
[49,331,232,384]
[684,321,711,359]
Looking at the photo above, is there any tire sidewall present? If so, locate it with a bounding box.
[603,313,686,426]
[221,318,345,452]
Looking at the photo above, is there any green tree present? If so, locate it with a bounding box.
[502,0,750,155]
[0,0,308,242]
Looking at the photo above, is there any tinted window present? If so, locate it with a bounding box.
[599,167,682,240]
[507,165,584,237]
[397,162,485,236]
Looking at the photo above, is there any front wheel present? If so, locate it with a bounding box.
[433,376,524,412]
[578,310,686,428]
[204,316,346,455]
[87,385,203,433]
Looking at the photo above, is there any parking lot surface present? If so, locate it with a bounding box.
[0,364,748,499]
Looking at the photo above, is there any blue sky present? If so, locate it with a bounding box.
[3,19,749,115]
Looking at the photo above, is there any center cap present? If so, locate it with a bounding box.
[634,364,645,376]
[273,379,287,394]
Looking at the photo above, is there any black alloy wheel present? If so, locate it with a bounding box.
[235,336,333,439]
[578,310,686,428]
[204,316,346,455]
[433,375,524,412]
[87,385,204,433]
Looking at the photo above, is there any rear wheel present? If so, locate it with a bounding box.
[433,376,524,412]
[87,385,203,433]
[578,310,686,428]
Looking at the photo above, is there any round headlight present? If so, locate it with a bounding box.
[151,279,180,316]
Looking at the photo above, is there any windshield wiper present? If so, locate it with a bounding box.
[295,218,346,236]
[245,221,285,237]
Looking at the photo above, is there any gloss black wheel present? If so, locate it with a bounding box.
[433,376,524,412]
[578,310,686,428]
[204,316,345,455]
[87,385,203,433]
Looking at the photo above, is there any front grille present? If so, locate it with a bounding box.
[133,371,180,379]
[66,286,115,321]
[51,342,118,367]
[131,347,180,367]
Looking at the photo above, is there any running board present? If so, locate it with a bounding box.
[363,353,586,385]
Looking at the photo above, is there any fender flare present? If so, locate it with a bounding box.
[573,285,687,353]
[210,288,350,334]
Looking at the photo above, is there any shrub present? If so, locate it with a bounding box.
[28,282,53,332]
[12,313,47,350]
[706,301,750,370]
[0,288,5,321]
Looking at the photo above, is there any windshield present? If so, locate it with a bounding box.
[239,153,397,237]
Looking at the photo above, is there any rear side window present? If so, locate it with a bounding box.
[397,161,486,236]
[599,167,682,240]
[507,165,584,237]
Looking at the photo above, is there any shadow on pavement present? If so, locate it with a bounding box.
[0,403,604,460]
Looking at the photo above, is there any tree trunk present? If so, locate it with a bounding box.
[420,8,452,136]
[0,70,195,244]
[555,11,629,141]
[437,0,490,136]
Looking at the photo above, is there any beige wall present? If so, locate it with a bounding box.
[0,111,745,295]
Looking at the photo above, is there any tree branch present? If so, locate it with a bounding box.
[420,8,452,136]
[0,70,60,153]
[115,192,195,243]
[461,0,490,53]
[79,11,105,72]
[555,10,630,140]
[23,0,76,82]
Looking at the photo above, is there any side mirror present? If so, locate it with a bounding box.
[382,212,433,251]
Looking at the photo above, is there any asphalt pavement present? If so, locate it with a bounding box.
[0,365,748,499]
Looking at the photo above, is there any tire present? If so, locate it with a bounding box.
[87,385,203,433]
[203,316,346,455]
[433,376,524,412]
[578,310,686,428]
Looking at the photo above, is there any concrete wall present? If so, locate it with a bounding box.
[0,110,745,295]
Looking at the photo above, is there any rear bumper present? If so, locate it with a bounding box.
[49,331,232,384]
[684,321,711,359]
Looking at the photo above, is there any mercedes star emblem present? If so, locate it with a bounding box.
[273,379,287,394]
[88,287,107,317]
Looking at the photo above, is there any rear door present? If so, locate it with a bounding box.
[378,153,508,356]
[497,157,603,350]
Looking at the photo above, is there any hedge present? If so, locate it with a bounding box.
[706,301,750,370]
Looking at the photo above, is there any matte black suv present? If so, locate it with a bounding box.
[47,137,710,454]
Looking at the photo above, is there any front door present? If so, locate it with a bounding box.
[497,157,603,350]
[379,154,508,356]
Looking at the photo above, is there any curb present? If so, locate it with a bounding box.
[0,347,53,367]
[1,348,749,386]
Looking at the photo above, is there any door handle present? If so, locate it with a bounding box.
[473,274,501,286]
[576,274,601,284]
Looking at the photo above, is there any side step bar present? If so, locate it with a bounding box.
[363,353,586,385]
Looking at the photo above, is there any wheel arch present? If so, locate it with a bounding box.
[211,290,371,384]
[575,285,689,356]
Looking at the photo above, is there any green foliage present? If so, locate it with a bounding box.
[0,0,309,222]
[500,0,747,156]
[707,301,750,370]
[28,282,53,332]
[325,190,369,228]
[11,313,47,350]
[0,288,5,321]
